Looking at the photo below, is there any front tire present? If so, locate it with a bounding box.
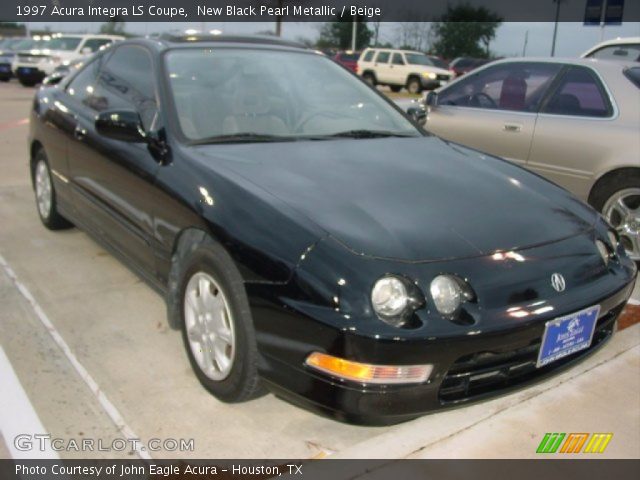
[362,71,376,86]
[406,76,423,94]
[176,234,265,402]
[19,78,38,87]
[590,171,640,261]
[33,150,73,230]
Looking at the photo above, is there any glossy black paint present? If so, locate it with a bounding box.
[29,37,637,423]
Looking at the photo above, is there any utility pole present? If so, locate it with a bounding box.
[550,0,562,57]
[522,30,529,56]
[351,18,358,51]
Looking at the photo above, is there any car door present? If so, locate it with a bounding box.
[64,44,162,275]
[389,52,407,85]
[426,62,563,165]
[373,50,392,83]
[527,65,617,200]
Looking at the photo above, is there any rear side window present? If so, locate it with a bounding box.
[375,51,390,64]
[391,53,405,65]
[624,67,640,88]
[362,50,374,62]
[588,44,640,62]
[543,66,612,117]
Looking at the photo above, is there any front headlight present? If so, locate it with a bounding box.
[422,72,437,79]
[430,275,473,316]
[371,276,409,319]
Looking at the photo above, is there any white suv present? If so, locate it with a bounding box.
[357,48,453,93]
[13,33,124,86]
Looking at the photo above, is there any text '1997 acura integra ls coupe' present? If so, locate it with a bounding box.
[29,34,637,424]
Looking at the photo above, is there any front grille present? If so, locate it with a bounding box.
[438,302,625,404]
[17,54,44,64]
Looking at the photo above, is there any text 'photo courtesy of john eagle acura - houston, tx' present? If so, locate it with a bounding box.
[27,32,637,424]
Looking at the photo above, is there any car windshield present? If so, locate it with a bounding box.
[165,48,420,142]
[12,38,37,51]
[339,52,360,61]
[47,37,82,51]
[404,53,434,66]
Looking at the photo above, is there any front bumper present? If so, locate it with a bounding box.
[421,77,450,90]
[14,66,48,83]
[253,276,635,425]
[0,63,12,79]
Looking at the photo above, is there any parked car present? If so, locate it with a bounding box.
[333,50,360,73]
[28,35,636,424]
[0,37,35,81]
[450,57,491,77]
[13,33,123,86]
[582,37,640,62]
[427,55,450,70]
[358,48,453,93]
[419,58,640,260]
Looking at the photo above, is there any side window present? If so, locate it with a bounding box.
[94,46,158,130]
[362,50,375,62]
[543,66,612,118]
[589,44,640,62]
[375,51,390,64]
[438,62,562,112]
[66,57,102,107]
[82,38,113,53]
[392,53,405,65]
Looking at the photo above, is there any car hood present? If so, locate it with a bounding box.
[195,137,596,262]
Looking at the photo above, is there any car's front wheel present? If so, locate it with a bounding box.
[176,234,265,402]
[590,171,640,261]
[406,76,423,94]
[19,78,37,87]
[33,150,73,230]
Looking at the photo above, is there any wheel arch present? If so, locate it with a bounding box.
[588,166,640,207]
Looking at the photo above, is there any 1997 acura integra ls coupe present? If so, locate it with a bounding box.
[29,34,637,424]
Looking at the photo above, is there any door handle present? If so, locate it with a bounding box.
[503,123,522,132]
[74,125,87,140]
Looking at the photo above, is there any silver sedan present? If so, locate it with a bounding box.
[417,58,640,260]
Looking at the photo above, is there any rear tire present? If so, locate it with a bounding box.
[19,78,37,87]
[362,71,376,86]
[32,149,73,230]
[174,232,266,403]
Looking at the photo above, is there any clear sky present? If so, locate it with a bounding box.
[25,21,640,57]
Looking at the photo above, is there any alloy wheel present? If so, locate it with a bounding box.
[35,160,52,220]
[603,187,640,261]
[184,272,236,381]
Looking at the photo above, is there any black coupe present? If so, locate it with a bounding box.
[29,34,637,424]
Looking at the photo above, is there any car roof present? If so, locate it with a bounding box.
[363,48,423,55]
[155,32,308,51]
[581,36,640,57]
[485,56,638,71]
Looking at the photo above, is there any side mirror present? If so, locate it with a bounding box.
[42,72,66,86]
[424,91,438,107]
[95,110,146,143]
[407,105,427,125]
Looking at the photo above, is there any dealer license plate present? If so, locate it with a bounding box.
[536,305,600,368]
[18,67,35,74]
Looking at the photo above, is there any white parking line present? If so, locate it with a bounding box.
[0,346,59,459]
[0,254,152,460]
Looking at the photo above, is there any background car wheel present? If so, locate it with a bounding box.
[389,85,402,93]
[406,77,423,94]
[0,77,9,83]
[589,171,640,261]
[175,232,266,402]
[362,72,376,86]
[19,79,37,87]
[32,150,73,230]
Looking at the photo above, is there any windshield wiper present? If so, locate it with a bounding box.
[191,133,297,145]
[325,130,419,139]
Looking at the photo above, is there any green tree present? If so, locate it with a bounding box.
[432,4,502,59]
[317,15,372,50]
[99,19,126,36]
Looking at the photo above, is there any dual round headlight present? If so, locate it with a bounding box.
[371,274,473,326]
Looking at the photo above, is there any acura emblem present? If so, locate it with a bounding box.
[551,273,566,292]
